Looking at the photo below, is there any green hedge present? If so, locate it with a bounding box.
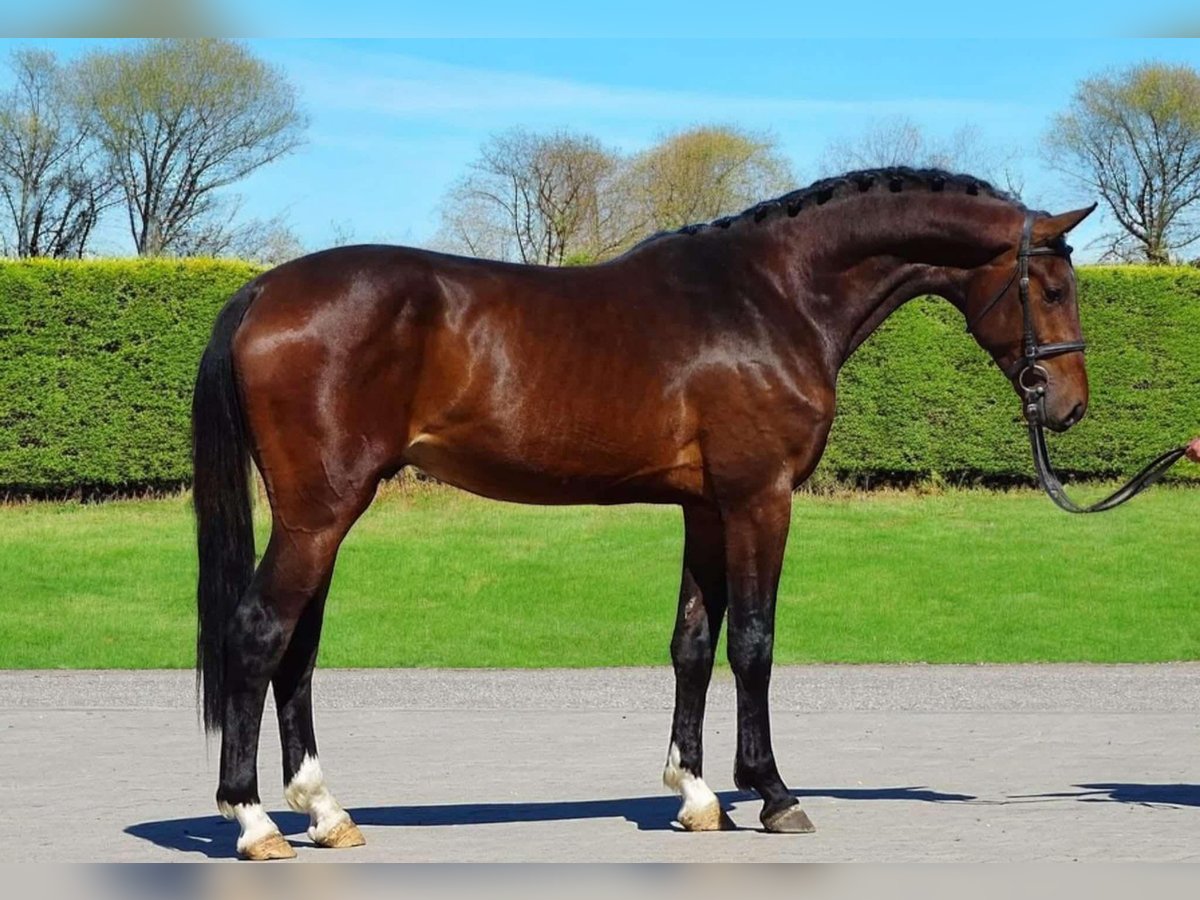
[1,260,1198,494]
[824,266,1200,482]
[0,259,260,494]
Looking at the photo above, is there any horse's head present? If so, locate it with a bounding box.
[965,204,1096,432]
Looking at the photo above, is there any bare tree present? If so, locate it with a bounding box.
[822,117,926,171]
[435,189,519,261]
[436,125,794,264]
[76,39,307,256]
[619,125,794,236]
[435,128,627,266]
[226,215,306,266]
[160,197,304,265]
[1044,62,1200,263]
[328,220,359,248]
[0,49,114,258]
[822,116,1024,195]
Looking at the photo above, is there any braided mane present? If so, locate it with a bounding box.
[643,166,1024,244]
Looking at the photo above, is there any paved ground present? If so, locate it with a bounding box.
[1,665,1199,862]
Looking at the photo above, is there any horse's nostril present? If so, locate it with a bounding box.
[1064,402,1084,427]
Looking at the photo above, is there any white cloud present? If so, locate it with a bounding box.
[289,47,1015,126]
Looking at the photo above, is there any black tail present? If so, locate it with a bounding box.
[192,283,260,734]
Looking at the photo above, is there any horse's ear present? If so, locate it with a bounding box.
[1031,203,1098,246]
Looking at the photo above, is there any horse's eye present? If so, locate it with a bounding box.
[1045,287,1064,304]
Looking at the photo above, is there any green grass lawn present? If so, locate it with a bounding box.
[1,484,1197,668]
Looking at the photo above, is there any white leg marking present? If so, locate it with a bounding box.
[219,801,281,854]
[663,742,723,829]
[284,755,351,843]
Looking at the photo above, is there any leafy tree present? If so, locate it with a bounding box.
[0,49,114,258]
[77,39,307,256]
[1045,63,1200,263]
[619,125,793,235]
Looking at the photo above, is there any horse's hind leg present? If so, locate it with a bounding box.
[218,505,366,859]
[274,578,364,849]
[663,505,735,831]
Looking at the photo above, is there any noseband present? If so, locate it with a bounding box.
[967,211,1186,513]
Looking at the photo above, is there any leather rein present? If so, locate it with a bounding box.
[966,211,1187,513]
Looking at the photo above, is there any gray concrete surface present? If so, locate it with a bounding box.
[1,666,1199,862]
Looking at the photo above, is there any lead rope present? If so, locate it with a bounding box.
[1023,389,1188,514]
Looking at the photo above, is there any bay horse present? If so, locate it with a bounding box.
[192,167,1095,859]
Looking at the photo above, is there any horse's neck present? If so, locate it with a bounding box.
[831,255,963,365]
[760,196,1019,368]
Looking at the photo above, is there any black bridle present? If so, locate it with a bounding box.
[966,211,1087,381]
[967,211,1186,513]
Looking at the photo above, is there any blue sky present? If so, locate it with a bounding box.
[225,3,1199,38]
[9,2,1200,39]
[2,36,1200,258]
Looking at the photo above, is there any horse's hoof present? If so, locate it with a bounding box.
[761,804,816,834]
[315,819,366,849]
[678,802,737,832]
[240,832,297,860]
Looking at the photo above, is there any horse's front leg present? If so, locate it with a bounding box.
[663,504,734,831]
[723,484,815,833]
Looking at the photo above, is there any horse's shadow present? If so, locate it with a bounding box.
[124,785,976,859]
[1009,783,1200,808]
